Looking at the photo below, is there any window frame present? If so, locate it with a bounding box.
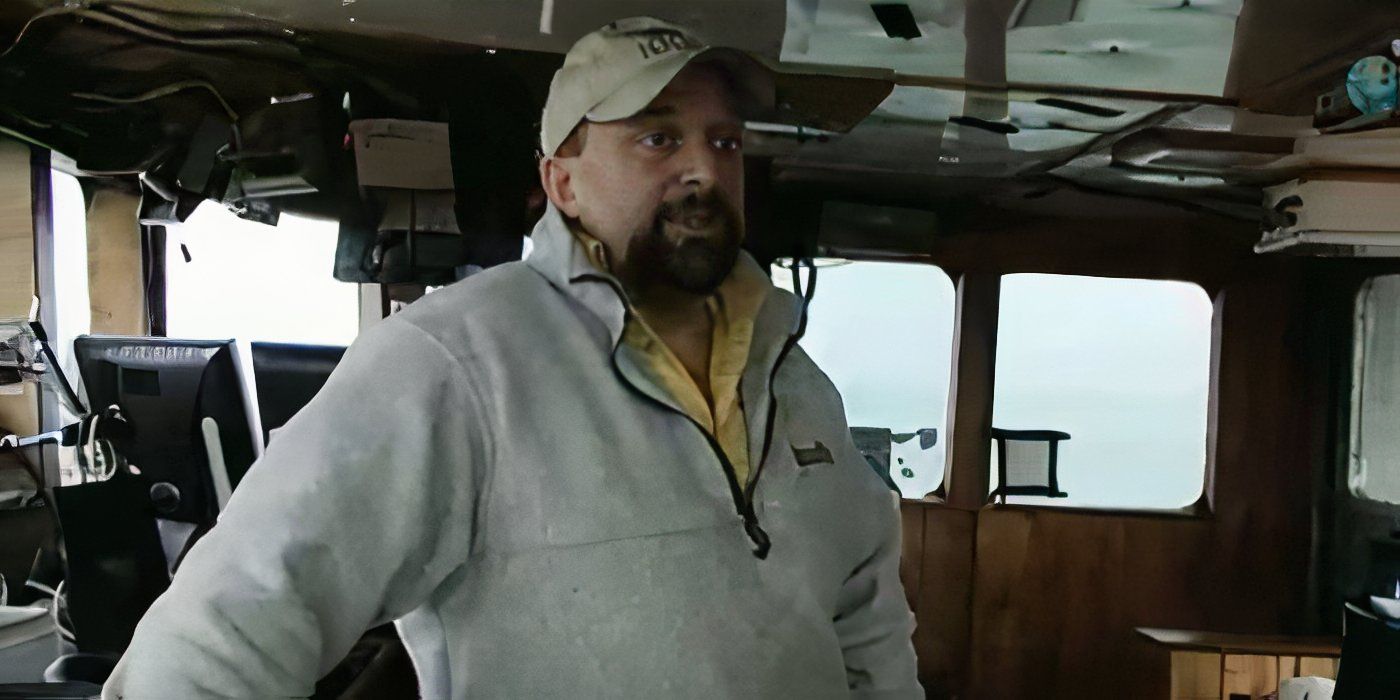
[966,270,1222,518]
[1347,274,1400,507]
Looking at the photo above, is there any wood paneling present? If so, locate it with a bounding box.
[897,208,1323,698]
[959,269,1315,699]
[899,501,925,613]
[902,503,976,698]
[1171,651,1222,700]
[1296,657,1337,679]
[1223,654,1279,700]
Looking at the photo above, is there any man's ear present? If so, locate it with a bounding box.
[539,157,581,218]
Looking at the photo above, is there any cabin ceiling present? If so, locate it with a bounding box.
[0,0,1397,247]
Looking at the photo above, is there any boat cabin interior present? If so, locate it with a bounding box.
[2,1,1400,698]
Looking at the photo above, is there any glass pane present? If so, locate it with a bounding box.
[166,203,358,346]
[773,260,955,499]
[1351,275,1400,505]
[781,0,1242,96]
[49,170,89,390]
[50,170,90,486]
[992,274,1212,509]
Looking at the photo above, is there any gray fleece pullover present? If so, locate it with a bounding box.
[104,204,921,699]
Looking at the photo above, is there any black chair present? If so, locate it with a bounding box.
[989,428,1070,504]
[43,473,171,685]
[251,342,347,445]
[1334,601,1400,699]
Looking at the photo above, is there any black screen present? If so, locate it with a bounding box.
[74,336,257,524]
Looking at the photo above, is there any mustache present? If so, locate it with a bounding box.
[656,191,738,224]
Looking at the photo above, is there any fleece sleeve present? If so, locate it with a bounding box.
[103,316,489,699]
[833,490,923,699]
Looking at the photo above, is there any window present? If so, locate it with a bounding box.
[49,169,90,404]
[49,170,91,486]
[992,274,1212,509]
[1350,275,1400,506]
[165,203,359,346]
[773,260,956,499]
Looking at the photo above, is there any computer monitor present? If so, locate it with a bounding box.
[73,336,259,525]
[250,342,346,445]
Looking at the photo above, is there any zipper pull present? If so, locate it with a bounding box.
[744,518,771,559]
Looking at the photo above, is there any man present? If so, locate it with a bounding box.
[105,17,919,699]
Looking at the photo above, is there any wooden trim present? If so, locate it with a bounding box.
[29,147,61,484]
[1136,627,1341,658]
[983,500,1212,521]
[1202,289,1226,514]
[943,271,1000,511]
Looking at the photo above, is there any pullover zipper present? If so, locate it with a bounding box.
[583,267,811,560]
[610,357,773,559]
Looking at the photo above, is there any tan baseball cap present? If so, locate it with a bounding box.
[540,17,776,157]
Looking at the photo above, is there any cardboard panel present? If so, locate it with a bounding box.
[0,138,38,438]
[86,188,146,335]
[0,138,33,318]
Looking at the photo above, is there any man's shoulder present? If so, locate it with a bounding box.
[368,261,554,356]
[393,260,550,325]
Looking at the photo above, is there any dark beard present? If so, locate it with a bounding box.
[622,191,743,296]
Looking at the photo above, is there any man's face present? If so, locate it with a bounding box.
[544,63,746,295]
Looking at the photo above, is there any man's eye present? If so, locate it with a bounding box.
[641,133,674,148]
[714,136,742,151]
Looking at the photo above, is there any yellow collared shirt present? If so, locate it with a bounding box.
[573,230,767,486]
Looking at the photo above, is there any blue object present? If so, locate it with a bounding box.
[1347,56,1399,115]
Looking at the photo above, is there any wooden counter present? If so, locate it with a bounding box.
[1136,627,1341,700]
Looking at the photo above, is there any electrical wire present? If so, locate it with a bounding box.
[3,4,258,60]
[77,412,96,483]
[3,5,267,62]
[8,7,255,152]
[0,5,72,61]
[72,79,236,122]
[1,107,54,130]
[0,426,47,491]
[29,322,88,416]
[95,1,298,44]
[24,579,57,599]
[72,79,243,150]
[51,579,75,643]
[75,408,126,482]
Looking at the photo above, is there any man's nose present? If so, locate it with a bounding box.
[677,139,719,192]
